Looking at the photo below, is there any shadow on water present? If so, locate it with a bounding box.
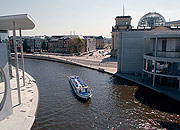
[156,121,180,130]
[135,86,180,115]
[109,75,139,86]
[68,81,91,104]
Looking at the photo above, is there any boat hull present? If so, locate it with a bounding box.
[69,76,92,101]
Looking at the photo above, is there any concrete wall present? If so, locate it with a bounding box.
[117,31,154,74]
[0,43,13,122]
[117,30,180,74]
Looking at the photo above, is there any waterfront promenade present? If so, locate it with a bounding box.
[23,50,180,102]
[0,67,39,130]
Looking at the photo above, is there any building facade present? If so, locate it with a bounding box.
[116,12,180,91]
[111,16,132,58]
[96,36,105,49]
[86,38,96,52]
[0,14,35,122]
[143,32,180,90]
[48,36,72,53]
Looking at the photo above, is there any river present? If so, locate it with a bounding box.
[17,58,180,130]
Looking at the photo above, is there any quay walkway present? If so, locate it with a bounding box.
[0,67,39,130]
[23,53,180,102]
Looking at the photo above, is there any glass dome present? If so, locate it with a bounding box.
[138,12,166,27]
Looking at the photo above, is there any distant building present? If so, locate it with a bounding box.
[104,38,112,48]
[83,35,105,52]
[86,37,96,52]
[10,36,47,53]
[48,36,72,53]
[111,16,132,57]
[48,35,85,53]
[23,37,35,53]
[138,12,166,28]
[96,36,105,49]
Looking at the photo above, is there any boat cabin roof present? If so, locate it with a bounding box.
[71,76,88,88]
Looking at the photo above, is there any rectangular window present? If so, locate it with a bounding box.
[162,39,167,52]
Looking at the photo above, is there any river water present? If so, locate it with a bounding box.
[18,58,180,130]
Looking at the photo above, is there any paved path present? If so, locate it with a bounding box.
[0,67,39,130]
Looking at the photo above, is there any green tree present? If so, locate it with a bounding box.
[70,38,85,53]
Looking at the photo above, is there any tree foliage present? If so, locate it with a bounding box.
[70,38,85,53]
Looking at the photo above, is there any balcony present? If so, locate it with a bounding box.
[144,53,180,63]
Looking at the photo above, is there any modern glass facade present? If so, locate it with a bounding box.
[143,36,180,89]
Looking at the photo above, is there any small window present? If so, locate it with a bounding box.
[162,40,167,52]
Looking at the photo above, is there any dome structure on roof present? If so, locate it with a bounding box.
[138,12,166,27]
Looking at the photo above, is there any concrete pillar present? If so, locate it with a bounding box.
[155,36,158,57]
[153,36,158,87]
[117,32,123,73]
[153,61,156,87]
[13,22,21,104]
[19,28,25,86]
[120,32,123,73]
[142,38,146,82]
[178,78,180,92]
[142,59,144,82]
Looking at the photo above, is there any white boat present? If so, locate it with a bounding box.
[69,76,92,100]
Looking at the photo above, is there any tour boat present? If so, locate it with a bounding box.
[69,76,92,100]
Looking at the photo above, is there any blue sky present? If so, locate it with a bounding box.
[1,0,180,38]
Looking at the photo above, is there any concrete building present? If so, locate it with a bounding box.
[48,36,71,53]
[116,12,180,91]
[83,36,105,52]
[96,36,105,49]
[0,14,35,123]
[142,32,180,90]
[86,37,96,52]
[10,35,46,53]
[48,35,85,53]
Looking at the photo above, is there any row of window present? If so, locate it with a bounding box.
[118,21,128,25]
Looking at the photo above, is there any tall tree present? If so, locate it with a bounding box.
[70,38,85,53]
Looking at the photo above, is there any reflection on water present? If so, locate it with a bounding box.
[17,59,180,130]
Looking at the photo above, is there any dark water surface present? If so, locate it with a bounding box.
[18,59,180,130]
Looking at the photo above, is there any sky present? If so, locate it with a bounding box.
[1,0,180,38]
